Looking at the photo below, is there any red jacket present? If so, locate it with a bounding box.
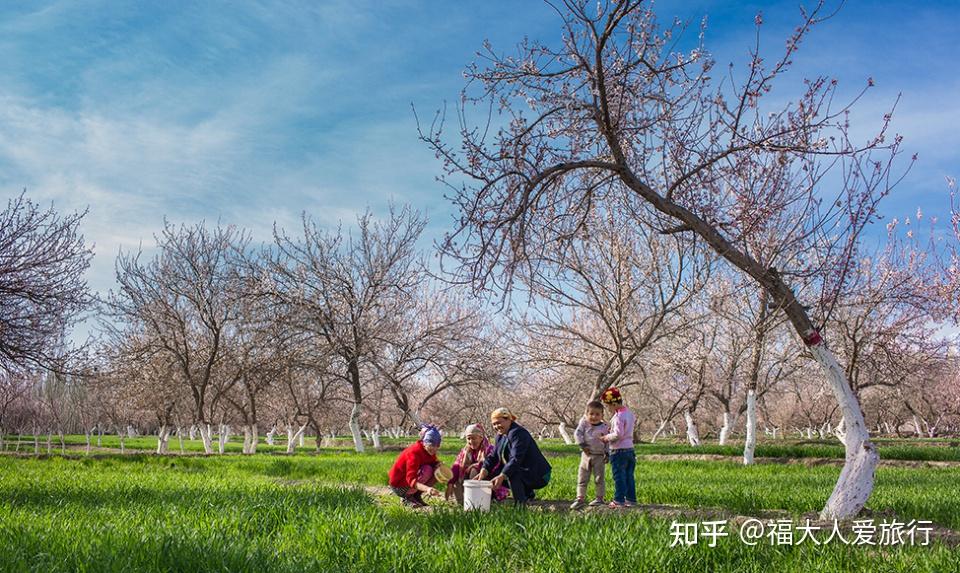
[388,441,439,490]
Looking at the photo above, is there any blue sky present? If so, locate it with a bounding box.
[0,0,957,301]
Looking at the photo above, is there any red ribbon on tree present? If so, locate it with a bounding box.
[802,330,823,347]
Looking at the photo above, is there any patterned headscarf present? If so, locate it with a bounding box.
[419,424,442,446]
[490,407,517,421]
[454,423,492,482]
[463,423,486,437]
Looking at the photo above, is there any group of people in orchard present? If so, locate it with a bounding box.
[387,387,637,509]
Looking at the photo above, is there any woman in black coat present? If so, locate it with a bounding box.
[477,407,552,505]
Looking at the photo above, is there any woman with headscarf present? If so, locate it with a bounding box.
[476,407,552,506]
[446,423,509,504]
[388,424,442,507]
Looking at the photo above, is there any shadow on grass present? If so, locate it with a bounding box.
[1,475,374,516]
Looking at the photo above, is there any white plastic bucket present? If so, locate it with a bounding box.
[463,479,493,511]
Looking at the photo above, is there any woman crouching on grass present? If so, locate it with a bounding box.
[446,423,509,504]
[476,407,552,506]
[388,424,442,507]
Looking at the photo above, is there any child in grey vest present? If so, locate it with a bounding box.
[570,400,610,509]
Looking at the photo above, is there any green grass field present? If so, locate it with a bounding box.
[1,438,958,572]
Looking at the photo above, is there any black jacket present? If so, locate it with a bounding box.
[482,422,551,480]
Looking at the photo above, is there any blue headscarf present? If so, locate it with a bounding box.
[419,424,442,447]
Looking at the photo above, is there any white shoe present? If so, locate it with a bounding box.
[569,499,585,510]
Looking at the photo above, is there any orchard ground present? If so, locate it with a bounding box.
[1,436,959,572]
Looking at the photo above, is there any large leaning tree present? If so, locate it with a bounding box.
[0,192,92,375]
[422,1,909,518]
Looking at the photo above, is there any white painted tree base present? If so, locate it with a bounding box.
[718,412,736,446]
[743,390,757,465]
[684,411,701,447]
[197,424,214,454]
[808,342,879,520]
[349,404,365,453]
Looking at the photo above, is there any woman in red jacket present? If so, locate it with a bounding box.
[388,424,442,507]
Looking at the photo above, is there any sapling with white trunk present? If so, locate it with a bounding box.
[743,390,758,465]
[718,412,736,446]
[684,410,702,447]
[286,424,306,454]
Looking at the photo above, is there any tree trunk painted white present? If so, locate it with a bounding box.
[243,424,258,454]
[833,417,847,447]
[189,425,197,441]
[684,411,701,447]
[718,412,735,445]
[743,390,757,465]
[806,427,814,440]
[84,429,91,454]
[157,425,171,455]
[118,431,126,455]
[177,426,185,454]
[807,344,879,521]
[912,415,923,438]
[371,426,382,450]
[286,424,306,454]
[349,404,365,453]
[265,427,276,446]
[216,424,230,454]
[298,432,305,447]
[557,422,574,445]
[651,419,668,443]
[198,423,214,454]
